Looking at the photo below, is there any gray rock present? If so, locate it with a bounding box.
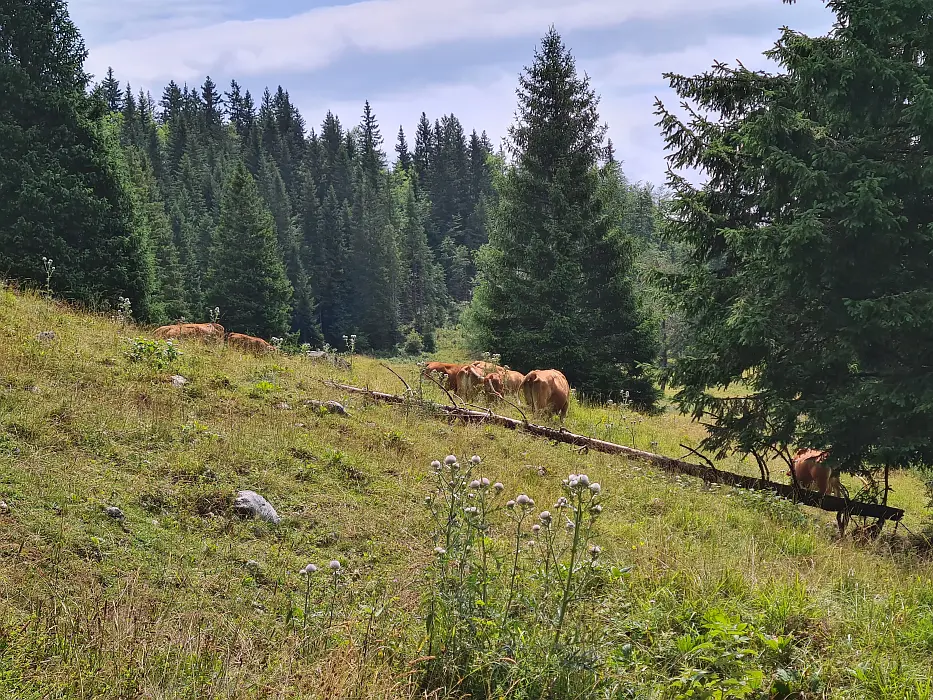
[303,399,349,416]
[0,500,9,514]
[233,490,281,524]
[35,330,57,342]
[170,375,188,387]
[105,505,124,520]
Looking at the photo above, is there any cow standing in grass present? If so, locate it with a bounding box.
[519,369,571,419]
[788,448,842,497]
[153,322,224,344]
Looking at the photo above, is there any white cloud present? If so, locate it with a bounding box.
[68,0,236,43]
[85,0,782,85]
[294,31,817,186]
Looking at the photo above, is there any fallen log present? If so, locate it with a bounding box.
[319,380,905,523]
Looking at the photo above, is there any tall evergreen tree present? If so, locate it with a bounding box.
[655,0,933,476]
[470,26,657,404]
[205,161,292,338]
[395,125,412,172]
[100,66,123,112]
[0,0,155,317]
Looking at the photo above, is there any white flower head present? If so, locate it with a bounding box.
[434,546,446,555]
[471,455,481,465]
[565,520,575,531]
[589,544,601,558]
[481,477,490,487]
[329,560,341,571]
[578,474,590,487]
[506,500,516,510]
[589,483,601,495]
[301,563,318,575]
[592,504,603,515]
[494,482,504,493]
[516,494,533,507]
[532,524,541,534]
[470,479,481,489]
[444,455,457,466]
[430,460,441,470]
[539,510,552,522]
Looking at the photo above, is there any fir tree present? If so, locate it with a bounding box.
[470,26,657,404]
[395,126,412,172]
[655,0,933,477]
[0,0,155,317]
[205,161,292,338]
[100,66,123,112]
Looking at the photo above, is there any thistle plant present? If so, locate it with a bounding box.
[116,296,132,328]
[209,306,221,325]
[41,256,55,298]
[299,563,318,628]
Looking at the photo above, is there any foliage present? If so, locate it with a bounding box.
[654,0,933,477]
[0,0,155,318]
[205,161,293,338]
[122,336,181,369]
[469,27,659,406]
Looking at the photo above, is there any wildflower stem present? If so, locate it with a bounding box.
[551,489,584,655]
[502,509,527,626]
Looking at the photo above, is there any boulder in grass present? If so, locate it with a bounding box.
[233,490,281,524]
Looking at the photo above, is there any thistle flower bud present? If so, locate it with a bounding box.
[470,479,481,489]
[589,544,601,559]
[481,477,490,487]
[471,455,481,465]
[494,482,504,493]
[578,474,590,487]
[300,563,318,575]
[329,560,341,571]
[444,455,457,466]
[434,546,446,555]
[431,460,441,470]
[592,504,603,515]
[539,510,551,522]
[506,500,515,509]
[589,483,601,495]
[532,524,541,534]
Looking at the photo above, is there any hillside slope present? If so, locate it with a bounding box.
[1,286,932,699]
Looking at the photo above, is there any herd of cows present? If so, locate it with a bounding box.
[147,323,842,497]
[422,360,571,419]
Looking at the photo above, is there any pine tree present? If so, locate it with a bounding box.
[470,26,657,404]
[397,174,445,346]
[205,161,292,338]
[0,0,155,317]
[395,126,412,172]
[348,102,400,350]
[100,66,123,112]
[655,0,933,476]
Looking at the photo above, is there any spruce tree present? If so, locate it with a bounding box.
[205,161,292,338]
[0,0,155,316]
[100,66,123,112]
[395,126,412,172]
[470,26,657,404]
[655,0,933,477]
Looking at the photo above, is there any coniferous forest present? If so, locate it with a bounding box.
[1,2,674,405]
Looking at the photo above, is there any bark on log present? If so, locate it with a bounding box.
[320,381,905,523]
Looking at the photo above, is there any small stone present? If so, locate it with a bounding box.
[274,402,291,410]
[170,375,188,387]
[0,501,9,514]
[233,490,281,524]
[35,330,56,342]
[104,505,124,520]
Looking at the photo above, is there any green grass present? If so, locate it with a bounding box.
[1,285,933,698]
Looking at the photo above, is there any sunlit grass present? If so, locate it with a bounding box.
[0,285,931,698]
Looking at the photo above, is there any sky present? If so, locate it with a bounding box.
[69,0,837,187]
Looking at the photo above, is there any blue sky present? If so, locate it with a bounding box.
[68,0,836,186]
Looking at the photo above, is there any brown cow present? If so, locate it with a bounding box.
[788,448,842,498]
[454,364,485,400]
[227,332,274,355]
[422,362,463,391]
[498,369,525,395]
[519,369,571,419]
[153,322,224,343]
[482,372,505,401]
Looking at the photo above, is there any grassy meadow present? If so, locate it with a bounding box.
[1,285,933,698]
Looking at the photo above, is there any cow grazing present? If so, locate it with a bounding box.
[422,362,463,390]
[454,364,486,400]
[227,332,274,355]
[519,369,571,419]
[153,322,224,343]
[499,369,525,395]
[788,448,842,498]
[482,372,505,401]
